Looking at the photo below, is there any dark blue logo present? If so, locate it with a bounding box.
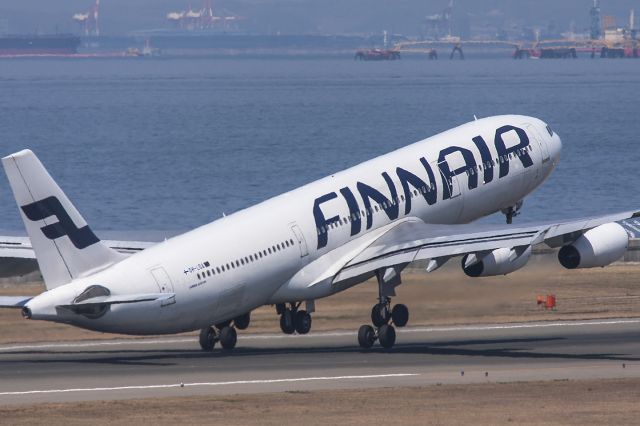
[21,196,99,250]
[312,124,534,249]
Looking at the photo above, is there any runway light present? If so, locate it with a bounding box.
[461,370,464,376]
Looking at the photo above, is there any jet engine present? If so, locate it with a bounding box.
[462,246,532,277]
[558,222,628,269]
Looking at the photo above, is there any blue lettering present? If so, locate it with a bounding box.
[339,186,362,236]
[437,146,477,199]
[472,135,494,184]
[313,192,340,249]
[494,125,533,178]
[357,172,399,230]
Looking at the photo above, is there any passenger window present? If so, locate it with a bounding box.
[216,267,221,273]
[197,273,201,279]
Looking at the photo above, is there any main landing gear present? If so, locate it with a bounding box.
[199,311,251,352]
[276,302,312,335]
[358,268,409,350]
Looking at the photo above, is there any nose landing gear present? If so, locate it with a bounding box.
[502,200,524,224]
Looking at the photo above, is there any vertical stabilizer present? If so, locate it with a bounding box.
[2,150,125,289]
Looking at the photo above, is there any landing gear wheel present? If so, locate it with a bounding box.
[294,310,312,334]
[371,302,390,327]
[279,309,295,334]
[378,324,396,349]
[219,326,237,350]
[199,326,216,351]
[391,304,409,327]
[234,312,251,330]
[358,325,376,349]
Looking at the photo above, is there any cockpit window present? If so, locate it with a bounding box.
[546,125,554,137]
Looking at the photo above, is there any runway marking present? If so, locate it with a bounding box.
[1,318,639,352]
[0,373,419,396]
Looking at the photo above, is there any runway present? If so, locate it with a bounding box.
[1,318,640,405]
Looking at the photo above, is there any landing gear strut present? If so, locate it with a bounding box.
[358,268,409,350]
[277,302,313,335]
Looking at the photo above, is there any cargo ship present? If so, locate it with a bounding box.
[0,34,81,56]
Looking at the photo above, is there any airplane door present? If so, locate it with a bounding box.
[434,160,464,222]
[150,267,174,293]
[438,161,461,199]
[289,223,309,257]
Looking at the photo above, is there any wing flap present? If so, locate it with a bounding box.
[333,210,639,285]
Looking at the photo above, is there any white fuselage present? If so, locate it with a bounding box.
[27,115,562,334]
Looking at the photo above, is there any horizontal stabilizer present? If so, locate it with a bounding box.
[59,293,175,308]
[0,296,32,308]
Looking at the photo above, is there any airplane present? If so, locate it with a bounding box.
[0,114,636,351]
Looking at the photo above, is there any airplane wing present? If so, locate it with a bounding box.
[333,211,640,284]
[0,236,157,278]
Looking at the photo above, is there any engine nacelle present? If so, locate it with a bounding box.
[462,246,532,277]
[558,222,628,269]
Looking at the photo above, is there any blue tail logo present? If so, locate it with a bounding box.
[21,196,99,250]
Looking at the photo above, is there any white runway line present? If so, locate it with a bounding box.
[1,318,639,352]
[0,338,195,352]
[0,373,419,396]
